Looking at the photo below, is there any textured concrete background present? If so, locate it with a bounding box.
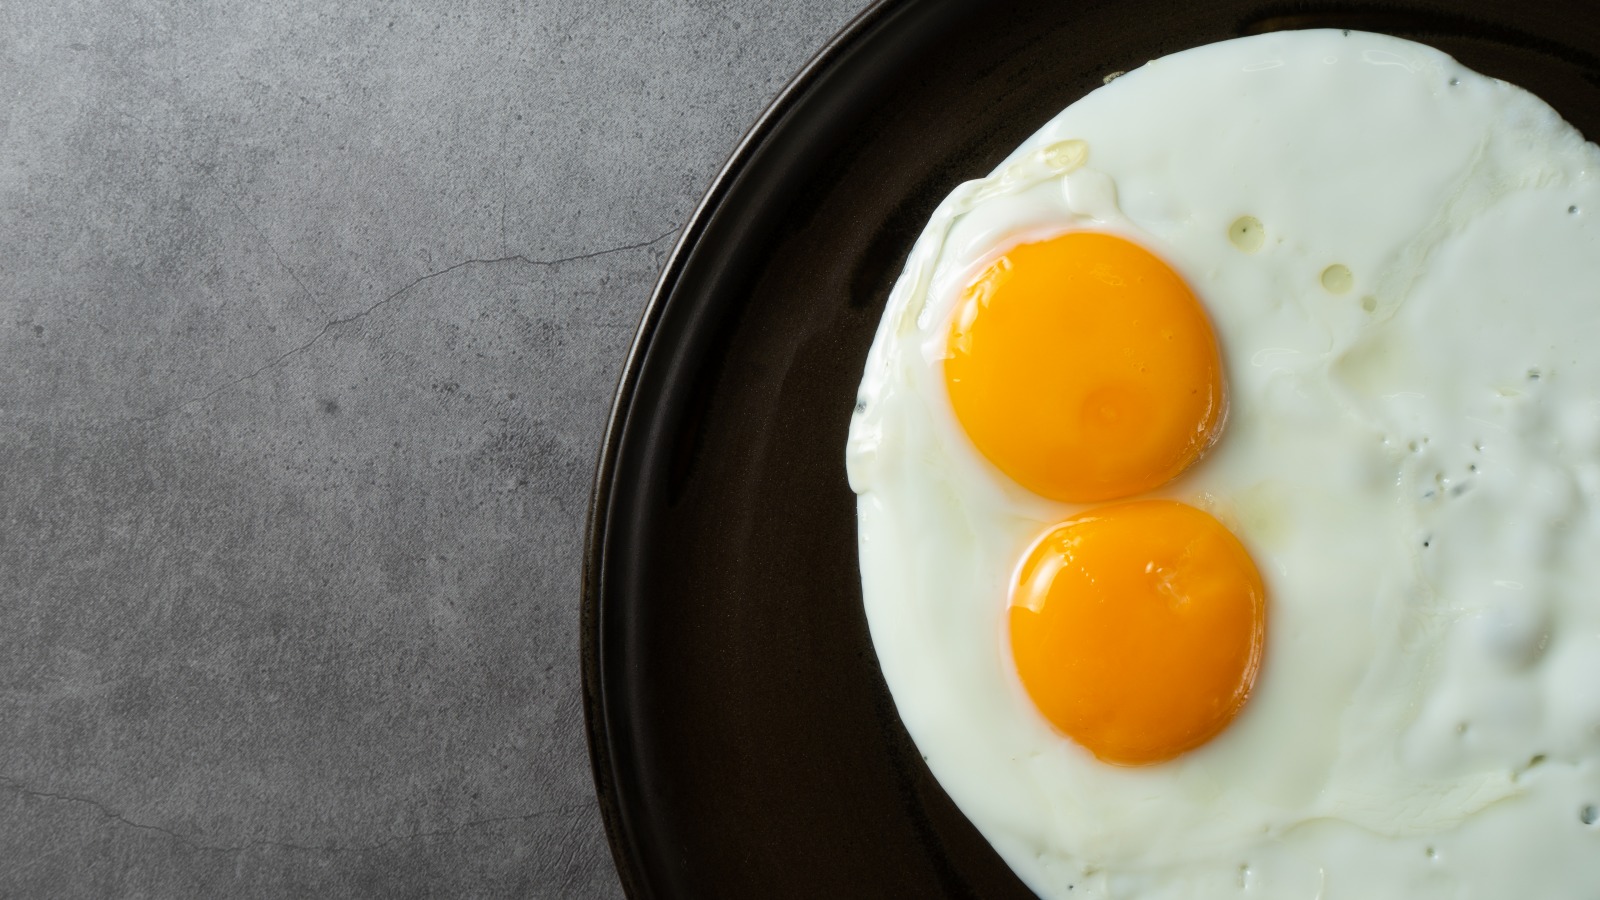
[0,1,868,895]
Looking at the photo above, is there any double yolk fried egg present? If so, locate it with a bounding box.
[847,29,1600,899]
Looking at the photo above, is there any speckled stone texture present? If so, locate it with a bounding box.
[0,2,868,895]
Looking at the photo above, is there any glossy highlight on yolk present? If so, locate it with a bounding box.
[1009,500,1265,765]
[945,231,1224,503]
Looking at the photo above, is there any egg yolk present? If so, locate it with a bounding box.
[945,231,1224,503]
[1009,500,1265,765]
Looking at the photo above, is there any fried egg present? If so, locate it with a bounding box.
[846,29,1600,899]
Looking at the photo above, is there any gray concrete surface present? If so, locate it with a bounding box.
[0,1,869,895]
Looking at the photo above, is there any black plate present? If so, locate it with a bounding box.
[583,1,1600,896]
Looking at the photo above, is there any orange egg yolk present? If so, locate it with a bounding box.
[945,231,1225,503]
[1009,500,1265,765]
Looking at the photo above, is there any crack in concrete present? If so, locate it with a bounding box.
[132,225,679,423]
[0,775,195,847]
[0,774,597,855]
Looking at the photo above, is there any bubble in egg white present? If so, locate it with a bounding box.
[1319,263,1354,293]
[1228,216,1265,253]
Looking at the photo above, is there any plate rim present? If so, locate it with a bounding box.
[579,1,905,895]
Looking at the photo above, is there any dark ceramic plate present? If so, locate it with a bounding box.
[583,1,1600,896]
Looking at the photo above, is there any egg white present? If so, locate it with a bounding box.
[847,29,1600,899]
